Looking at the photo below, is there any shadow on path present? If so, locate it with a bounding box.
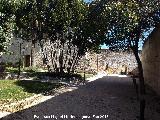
[1,76,160,120]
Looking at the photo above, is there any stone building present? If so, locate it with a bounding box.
[0,38,44,67]
[142,26,160,95]
[0,37,82,72]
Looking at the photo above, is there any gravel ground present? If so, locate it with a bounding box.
[1,75,160,120]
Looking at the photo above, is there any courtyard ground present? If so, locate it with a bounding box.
[1,74,160,120]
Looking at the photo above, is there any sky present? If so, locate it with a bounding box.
[100,44,108,49]
[84,0,92,3]
[100,30,154,50]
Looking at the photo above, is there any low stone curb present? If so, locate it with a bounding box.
[0,94,43,113]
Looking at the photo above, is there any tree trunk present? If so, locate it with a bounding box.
[132,48,146,120]
[59,51,64,73]
[17,43,22,79]
[71,53,78,73]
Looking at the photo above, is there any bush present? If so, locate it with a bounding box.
[5,67,19,73]
[5,67,44,73]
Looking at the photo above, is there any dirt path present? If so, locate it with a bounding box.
[1,75,160,120]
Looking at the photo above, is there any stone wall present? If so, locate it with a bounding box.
[0,38,137,75]
[77,49,137,74]
[0,38,43,67]
[0,38,81,71]
[142,26,160,95]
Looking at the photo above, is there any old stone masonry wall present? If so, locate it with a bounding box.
[0,37,137,75]
[76,49,138,74]
[142,26,160,95]
[0,38,44,67]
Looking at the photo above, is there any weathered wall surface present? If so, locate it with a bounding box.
[0,38,43,67]
[77,49,137,74]
[142,27,160,95]
[0,38,137,74]
[0,38,80,70]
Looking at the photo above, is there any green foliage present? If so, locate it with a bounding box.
[1,0,160,54]
[5,67,44,73]
[0,0,15,52]
[0,0,103,58]
[5,67,19,73]
[12,0,87,43]
[98,0,160,51]
[9,0,92,71]
[1,0,159,73]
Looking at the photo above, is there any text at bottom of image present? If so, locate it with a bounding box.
[34,114,109,119]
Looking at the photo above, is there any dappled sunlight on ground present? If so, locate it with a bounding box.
[86,71,107,83]
[107,74,128,77]
[1,74,160,120]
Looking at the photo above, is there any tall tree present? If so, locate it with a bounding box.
[11,0,91,73]
[89,0,160,120]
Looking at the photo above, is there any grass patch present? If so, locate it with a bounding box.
[5,67,19,73]
[0,80,63,104]
[5,67,45,73]
[77,73,94,79]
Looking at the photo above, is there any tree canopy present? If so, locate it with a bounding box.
[0,0,15,52]
[1,0,96,73]
[1,0,160,119]
[89,1,160,120]
[95,0,160,51]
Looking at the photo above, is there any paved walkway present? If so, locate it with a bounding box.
[1,75,160,120]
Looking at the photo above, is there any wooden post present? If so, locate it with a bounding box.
[97,54,98,73]
[83,70,85,84]
[18,43,22,79]
[83,59,86,84]
[30,47,33,67]
[132,76,139,100]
